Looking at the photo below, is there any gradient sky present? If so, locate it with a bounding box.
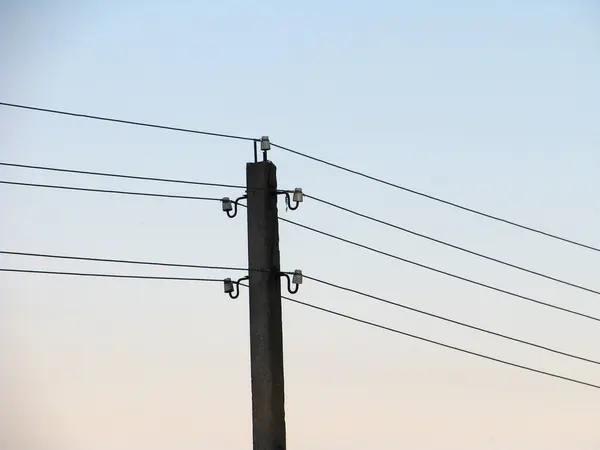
[1,1,599,449]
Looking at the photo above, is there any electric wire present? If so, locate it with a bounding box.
[3,250,595,364]
[0,102,257,142]
[2,100,596,251]
[239,283,600,390]
[0,180,222,202]
[0,268,223,282]
[0,162,291,194]
[5,177,593,322]
[2,161,594,294]
[0,250,292,274]
[272,142,600,253]
[305,275,600,365]
[278,216,600,323]
[2,266,597,388]
[4,178,596,321]
[0,162,246,190]
[306,194,600,296]
[0,251,249,272]
[283,293,600,390]
[3,102,596,387]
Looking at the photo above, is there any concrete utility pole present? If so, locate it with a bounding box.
[245,159,287,450]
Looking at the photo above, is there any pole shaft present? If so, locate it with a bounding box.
[246,161,286,450]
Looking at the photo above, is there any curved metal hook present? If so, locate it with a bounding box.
[226,275,249,299]
[228,282,241,299]
[224,195,247,218]
[284,192,300,211]
[281,272,300,294]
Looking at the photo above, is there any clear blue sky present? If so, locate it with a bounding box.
[1,1,599,449]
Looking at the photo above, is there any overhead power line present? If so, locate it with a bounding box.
[0,251,249,272]
[272,142,600,253]
[0,180,222,202]
[4,177,596,321]
[305,275,600,365]
[0,250,293,274]
[0,102,257,142]
[279,216,600,323]
[4,161,595,295]
[4,267,597,388]
[7,178,590,321]
[2,100,596,252]
[0,162,246,190]
[3,249,594,364]
[0,268,223,282]
[0,162,290,194]
[306,194,600,297]
[279,292,600,390]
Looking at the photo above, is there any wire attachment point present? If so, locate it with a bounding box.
[222,195,247,218]
[283,188,303,211]
[224,276,249,299]
[260,136,270,161]
[281,270,303,294]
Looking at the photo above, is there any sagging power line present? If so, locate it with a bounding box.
[0,101,257,142]
[279,216,600,323]
[0,250,295,275]
[2,265,597,390]
[3,161,596,296]
[0,180,223,202]
[2,100,597,253]
[3,101,599,448]
[278,290,600,390]
[305,275,600,365]
[3,177,596,322]
[0,161,247,190]
[0,268,223,282]
[2,248,596,365]
[272,142,600,253]
[306,194,600,296]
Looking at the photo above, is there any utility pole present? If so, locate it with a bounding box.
[245,154,287,449]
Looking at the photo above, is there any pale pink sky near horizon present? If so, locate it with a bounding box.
[1,1,599,449]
